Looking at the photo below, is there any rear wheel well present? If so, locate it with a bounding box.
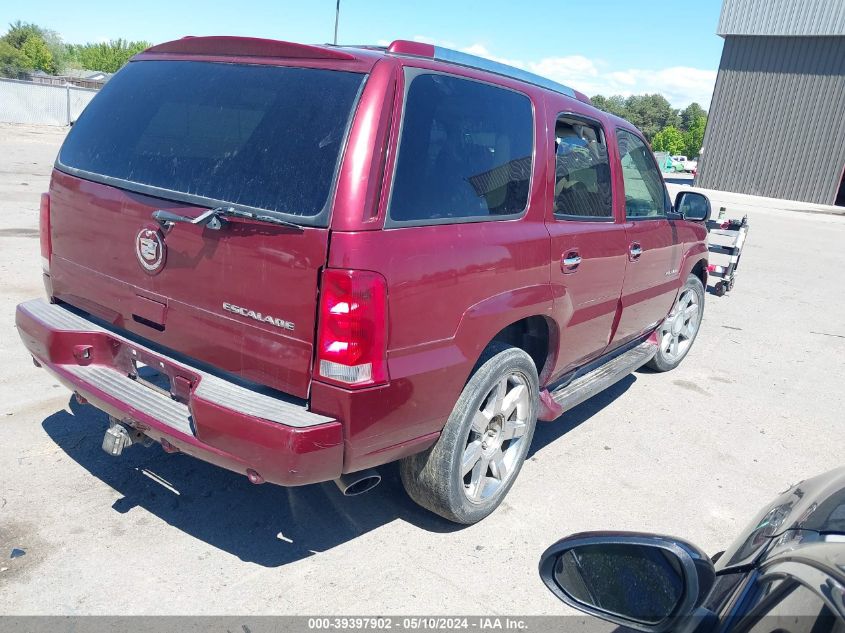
[488,316,552,382]
[691,258,708,287]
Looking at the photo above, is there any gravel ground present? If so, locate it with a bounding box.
[0,122,843,615]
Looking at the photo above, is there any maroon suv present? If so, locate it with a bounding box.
[16,36,711,524]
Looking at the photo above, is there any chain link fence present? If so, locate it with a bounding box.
[0,78,97,126]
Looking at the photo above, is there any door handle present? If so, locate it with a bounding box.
[629,242,643,261]
[561,250,582,273]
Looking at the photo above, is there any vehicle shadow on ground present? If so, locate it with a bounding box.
[706,283,726,297]
[528,374,636,458]
[42,398,462,568]
[42,377,635,568]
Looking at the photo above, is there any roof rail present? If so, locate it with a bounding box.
[386,40,580,100]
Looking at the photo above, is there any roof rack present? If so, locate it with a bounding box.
[385,40,581,101]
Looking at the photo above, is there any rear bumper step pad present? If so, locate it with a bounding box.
[16,298,344,486]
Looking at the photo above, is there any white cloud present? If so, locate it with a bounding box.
[579,66,717,108]
[528,55,600,80]
[409,37,717,108]
[458,43,526,70]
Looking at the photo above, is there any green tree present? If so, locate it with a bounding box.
[0,39,30,77]
[591,94,629,119]
[624,94,680,141]
[590,94,708,145]
[65,39,151,73]
[1,21,64,75]
[683,115,707,158]
[652,126,686,155]
[40,29,67,73]
[3,20,43,49]
[20,34,56,73]
[679,103,707,132]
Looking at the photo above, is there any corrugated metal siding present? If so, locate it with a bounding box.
[696,36,845,205]
[718,0,845,36]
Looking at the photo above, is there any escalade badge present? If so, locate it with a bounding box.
[223,302,295,331]
[135,227,166,275]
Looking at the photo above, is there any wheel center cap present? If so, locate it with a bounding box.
[671,315,684,335]
[482,416,504,451]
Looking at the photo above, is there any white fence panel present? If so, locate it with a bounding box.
[69,86,97,122]
[0,78,97,126]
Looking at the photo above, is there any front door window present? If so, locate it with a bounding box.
[617,128,668,219]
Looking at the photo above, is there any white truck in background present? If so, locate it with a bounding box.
[671,155,698,173]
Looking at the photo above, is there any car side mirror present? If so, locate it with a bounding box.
[674,191,711,222]
[539,532,716,633]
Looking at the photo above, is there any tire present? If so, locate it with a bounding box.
[646,274,705,372]
[399,343,539,524]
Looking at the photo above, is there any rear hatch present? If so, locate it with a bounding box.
[48,51,367,399]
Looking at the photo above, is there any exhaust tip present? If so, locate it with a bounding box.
[160,438,179,454]
[334,469,381,496]
[246,468,265,485]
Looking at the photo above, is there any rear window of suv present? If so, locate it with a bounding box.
[57,61,365,225]
[387,70,534,226]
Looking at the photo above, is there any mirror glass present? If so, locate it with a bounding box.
[675,192,710,221]
[553,543,685,624]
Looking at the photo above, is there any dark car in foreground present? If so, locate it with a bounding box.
[539,467,845,632]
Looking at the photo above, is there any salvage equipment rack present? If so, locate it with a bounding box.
[706,215,749,296]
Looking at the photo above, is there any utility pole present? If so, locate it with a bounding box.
[333,0,340,45]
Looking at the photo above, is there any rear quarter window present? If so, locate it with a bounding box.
[58,61,365,225]
[387,70,534,226]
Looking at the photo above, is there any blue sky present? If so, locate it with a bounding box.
[3,0,725,107]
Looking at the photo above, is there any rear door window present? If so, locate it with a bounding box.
[553,116,613,219]
[387,70,534,226]
[58,61,366,225]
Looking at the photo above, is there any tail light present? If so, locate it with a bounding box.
[315,268,388,387]
[39,192,51,273]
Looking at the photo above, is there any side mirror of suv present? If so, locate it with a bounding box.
[539,532,716,633]
[675,191,711,222]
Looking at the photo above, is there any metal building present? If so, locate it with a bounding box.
[697,0,845,206]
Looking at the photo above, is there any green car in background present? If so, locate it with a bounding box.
[654,151,685,172]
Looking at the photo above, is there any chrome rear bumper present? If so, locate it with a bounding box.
[16,298,344,486]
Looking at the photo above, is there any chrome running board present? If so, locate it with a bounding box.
[549,341,657,412]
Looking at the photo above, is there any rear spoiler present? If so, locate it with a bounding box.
[140,36,357,61]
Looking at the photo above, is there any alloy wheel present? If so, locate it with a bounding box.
[659,288,701,363]
[461,372,531,502]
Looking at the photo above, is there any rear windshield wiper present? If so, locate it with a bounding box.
[153,206,304,231]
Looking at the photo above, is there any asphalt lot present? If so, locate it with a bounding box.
[1,122,843,615]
